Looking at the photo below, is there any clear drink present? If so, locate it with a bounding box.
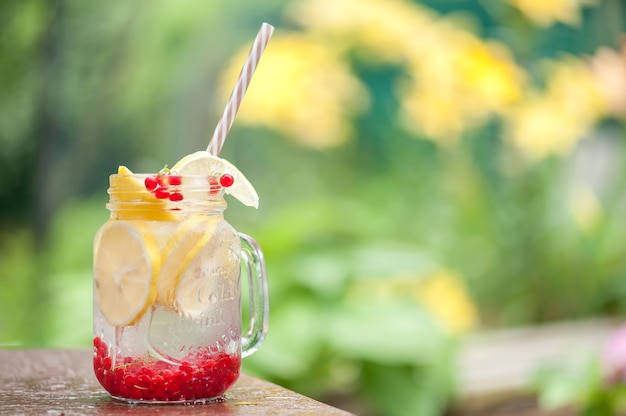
[93,171,268,403]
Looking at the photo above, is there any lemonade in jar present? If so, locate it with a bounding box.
[92,152,268,403]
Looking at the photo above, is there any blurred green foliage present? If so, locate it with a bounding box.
[1,0,625,415]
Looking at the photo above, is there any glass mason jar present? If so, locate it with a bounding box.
[92,173,268,404]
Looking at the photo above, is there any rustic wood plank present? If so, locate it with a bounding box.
[0,349,354,416]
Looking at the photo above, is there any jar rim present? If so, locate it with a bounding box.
[111,173,222,177]
[108,173,228,207]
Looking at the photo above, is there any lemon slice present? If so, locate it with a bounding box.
[110,166,177,221]
[156,215,220,307]
[94,221,160,327]
[171,151,259,208]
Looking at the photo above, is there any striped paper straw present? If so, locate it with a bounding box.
[207,22,275,155]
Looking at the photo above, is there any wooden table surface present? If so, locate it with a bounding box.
[0,349,354,416]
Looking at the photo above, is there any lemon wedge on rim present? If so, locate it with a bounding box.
[94,221,160,327]
[171,151,259,208]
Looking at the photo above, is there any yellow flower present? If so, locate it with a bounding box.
[290,0,526,144]
[414,270,479,335]
[223,0,525,147]
[287,0,432,63]
[455,40,524,111]
[507,95,581,157]
[400,34,524,144]
[399,83,468,145]
[346,269,478,336]
[590,40,626,117]
[221,0,609,156]
[505,58,607,159]
[509,0,597,27]
[217,33,369,149]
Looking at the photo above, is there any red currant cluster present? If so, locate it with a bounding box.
[144,173,235,201]
[93,337,240,402]
[144,174,183,201]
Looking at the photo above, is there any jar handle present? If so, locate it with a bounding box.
[239,233,269,358]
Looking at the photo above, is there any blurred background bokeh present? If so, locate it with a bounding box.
[1,0,625,415]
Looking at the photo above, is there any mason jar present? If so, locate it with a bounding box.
[92,172,268,403]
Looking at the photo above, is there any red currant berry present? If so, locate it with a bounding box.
[95,367,106,384]
[144,176,159,192]
[151,375,164,387]
[208,177,221,195]
[163,381,179,395]
[129,388,143,400]
[168,175,182,186]
[155,187,170,199]
[114,367,126,382]
[157,174,168,186]
[180,362,193,373]
[219,174,234,187]
[93,336,103,349]
[137,374,152,388]
[124,373,138,388]
[169,191,183,202]
[95,341,108,360]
